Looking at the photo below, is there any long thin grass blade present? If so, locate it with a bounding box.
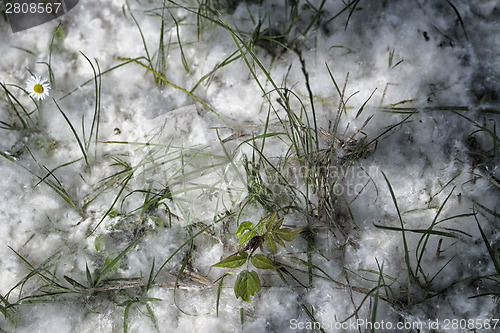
[53,99,89,168]
[382,172,413,303]
[94,236,143,287]
[475,211,500,275]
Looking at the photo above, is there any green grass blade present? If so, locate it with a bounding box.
[415,188,455,280]
[168,8,190,73]
[126,3,153,67]
[153,218,223,281]
[79,52,101,156]
[155,1,167,87]
[48,24,63,86]
[345,0,361,30]
[475,211,500,275]
[86,263,93,288]
[173,239,192,315]
[303,0,326,35]
[371,259,383,333]
[145,303,159,332]
[53,99,89,169]
[472,199,500,221]
[382,172,413,303]
[0,82,32,129]
[34,157,83,187]
[367,112,415,146]
[215,272,230,317]
[299,303,326,333]
[0,303,8,319]
[147,258,155,291]
[94,236,143,287]
[240,307,244,327]
[298,52,319,152]
[356,88,376,118]
[190,50,240,93]
[373,223,460,239]
[64,275,87,290]
[123,302,133,333]
[446,0,468,41]
[89,171,133,235]
[59,58,145,100]
[118,57,228,126]
[428,254,457,285]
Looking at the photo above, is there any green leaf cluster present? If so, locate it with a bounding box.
[262,213,302,253]
[233,213,302,253]
[234,270,261,302]
[213,252,248,268]
[212,213,301,302]
[212,252,279,270]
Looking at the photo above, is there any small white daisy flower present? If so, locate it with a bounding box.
[26,75,51,101]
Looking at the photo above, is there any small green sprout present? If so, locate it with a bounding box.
[212,213,301,302]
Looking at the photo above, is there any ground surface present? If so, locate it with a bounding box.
[1,1,500,332]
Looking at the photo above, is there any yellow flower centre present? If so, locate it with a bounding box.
[33,84,44,94]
